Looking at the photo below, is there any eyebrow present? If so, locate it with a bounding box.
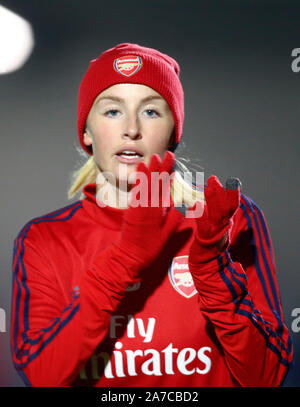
[95,95,164,104]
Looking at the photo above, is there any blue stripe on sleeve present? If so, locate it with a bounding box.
[236,308,290,367]
[240,194,284,336]
[219,241,292,363]
[14,366,32,387]
[224,250,247,281]
[225,253,248,294]
[15,303,80,369]
[217,254,237,301]
[218,259,291,365]
[20,299,79,349]
[13,202,82,365]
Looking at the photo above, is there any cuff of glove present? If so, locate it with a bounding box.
[196,218,232,246]
[189,248,230,277]
[91,244,142,293]
[190,221,232,264]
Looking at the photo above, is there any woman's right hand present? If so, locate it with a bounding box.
[113,151,182,271]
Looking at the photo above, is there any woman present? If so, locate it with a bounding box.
[11,43,293,387]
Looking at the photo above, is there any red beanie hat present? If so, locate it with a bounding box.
[77,43,184,155]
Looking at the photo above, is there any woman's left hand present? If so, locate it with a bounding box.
[188,175,241,265]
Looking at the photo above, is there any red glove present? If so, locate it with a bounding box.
[111,151,182,272]
[189,175,241,265]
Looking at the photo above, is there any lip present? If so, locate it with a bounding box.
[115,145,144,165]
[115,145,144,157]
[116,155,143,165]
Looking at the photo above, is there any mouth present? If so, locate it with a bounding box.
[115,148,144,165]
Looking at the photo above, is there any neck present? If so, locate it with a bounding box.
[95,173,131,209]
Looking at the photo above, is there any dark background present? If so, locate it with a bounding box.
[0,0,299,386]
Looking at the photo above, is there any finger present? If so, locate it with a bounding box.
[225,177,241,215]
[155,152,175,207]
[132,161,148,188]
[205,175,225,203]
[205,175,227,222]
[225,177,242,191]
[128,162,148,208]
[136,160,148,175]
[148,154,161,174]
[207,175,224,190]
[225,188,241,216]
[160,151,175,175]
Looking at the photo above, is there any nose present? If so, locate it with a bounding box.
[122,113,142,140]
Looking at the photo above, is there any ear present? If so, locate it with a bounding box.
[83,127,93,146]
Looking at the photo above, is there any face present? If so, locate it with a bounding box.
[83,83,175,189]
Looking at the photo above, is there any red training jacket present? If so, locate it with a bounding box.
[11,183,293,386]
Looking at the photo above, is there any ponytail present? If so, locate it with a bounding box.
[68,156,97,200]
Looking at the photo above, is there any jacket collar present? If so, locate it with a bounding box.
[81,183,125,230]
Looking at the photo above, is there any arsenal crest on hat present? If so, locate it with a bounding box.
[113,55,143,77]
[168,256,197,298]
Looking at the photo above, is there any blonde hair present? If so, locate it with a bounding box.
[68,153,205,208]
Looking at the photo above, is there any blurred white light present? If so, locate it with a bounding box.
[0,5,34,74]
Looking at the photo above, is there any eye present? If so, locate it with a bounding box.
[144,109,159,118]
[105,109,120,117]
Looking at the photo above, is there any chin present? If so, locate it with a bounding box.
[117,165,137,185]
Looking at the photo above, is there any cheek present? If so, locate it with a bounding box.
[92,123,117,152]
[145,121,174,151]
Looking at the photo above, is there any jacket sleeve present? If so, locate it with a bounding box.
[10,218,140,387]
[190,193,293,387]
